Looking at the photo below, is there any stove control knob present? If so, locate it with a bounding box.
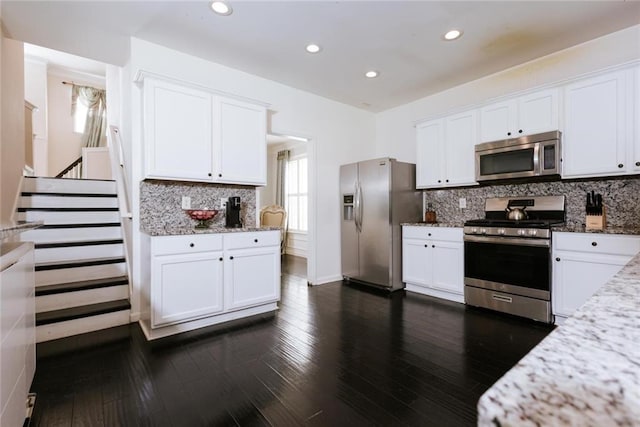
[471,227,478,234]
[497,228,506,235]
[518,229,527,236]
[480,228,487,235]
[528,229,538,236]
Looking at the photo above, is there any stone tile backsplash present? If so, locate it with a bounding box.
[140,180,256,232]
[424,176,640,228]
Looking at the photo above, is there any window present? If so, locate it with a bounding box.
[73,100,88,133]
[286,156,308,232]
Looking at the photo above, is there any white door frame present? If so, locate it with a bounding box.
[262,130,316,285]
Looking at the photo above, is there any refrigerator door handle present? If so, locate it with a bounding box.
[354,181,362,233]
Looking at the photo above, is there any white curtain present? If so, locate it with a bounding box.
[276,150,290,207]
[72,84,106,148]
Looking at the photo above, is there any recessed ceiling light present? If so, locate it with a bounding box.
[305,44,322,54]
[444,29,463,41]
[365,70,379,78]
[210,1,232,16]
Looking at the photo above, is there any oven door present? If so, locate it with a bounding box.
[464,235,551,300]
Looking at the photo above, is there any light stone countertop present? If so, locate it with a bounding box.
[552,225,640,235]
[477,252,640,426]
[0,221,43,241]
[142,225,282,236]
[402,222,464,228]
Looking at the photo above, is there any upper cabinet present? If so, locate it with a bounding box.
[480,88,559,142]
[416,109,478,189]
[562,69,635,178]
[141,73,268,185]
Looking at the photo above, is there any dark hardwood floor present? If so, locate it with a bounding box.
[30,269,553,426]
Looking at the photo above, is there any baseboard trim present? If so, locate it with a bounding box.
[311,274,343,285]
[405,283,464,304]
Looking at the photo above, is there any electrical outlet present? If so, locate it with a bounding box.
[459,198,467,209]
[220,197,228,209]
[181,196,191,210]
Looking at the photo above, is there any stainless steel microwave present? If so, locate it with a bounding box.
[475,131,561,182]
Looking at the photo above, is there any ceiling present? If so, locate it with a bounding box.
[3,1,640,112]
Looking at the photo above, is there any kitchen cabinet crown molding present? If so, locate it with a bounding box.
[134,69,271,108]
[412,59,640,127]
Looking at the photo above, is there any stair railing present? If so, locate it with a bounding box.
[55,156,82,178]
[107,125,133,295]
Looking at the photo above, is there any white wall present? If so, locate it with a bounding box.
[375,25,640,162]
[125,38,375,317]
[24,59,48,175]
[1,37,25,223]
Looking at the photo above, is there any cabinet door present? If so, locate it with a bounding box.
[214,97,267,185]
[402,239,431,286]
[445,110,478,186]
[151,252,224,327]
[562,70,629,178]
[517,89,559,136]
[224,246,280,311]
[552,252,626,318]
[632,66,640,173]
[144,79,214,181]
[431,240,464,295]
[480,99,516,142]
[416,119,444,188]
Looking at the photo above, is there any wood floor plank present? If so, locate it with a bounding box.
[30,257,553,426]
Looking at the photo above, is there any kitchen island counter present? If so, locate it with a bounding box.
[477,251,640,426]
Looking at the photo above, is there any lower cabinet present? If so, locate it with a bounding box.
[552,232,640,322]
[0,242,35,427]
[151,251,224,327]
[146,231,280,336]
[402,226,464,302]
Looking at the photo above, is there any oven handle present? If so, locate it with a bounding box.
[463,235,550,248]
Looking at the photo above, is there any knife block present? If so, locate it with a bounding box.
[585,206,606,230]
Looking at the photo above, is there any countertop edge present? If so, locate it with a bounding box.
[141,226,282,236]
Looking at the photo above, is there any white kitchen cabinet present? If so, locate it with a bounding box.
[144,78,214,181]
[145,231,280,337]
[562,69,634,178]
[225,246,280,311]
[141,73,267,185]
[416,110,478,189]
[416,119,443,188]
[480,88,558,142]
[215,97,267,185]
[402,226,464,302]
[150,235,224,327]
[552,232,640,322]
[0,242,35,427]
[632,66,640,174]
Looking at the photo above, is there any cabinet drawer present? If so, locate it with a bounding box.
[402,226,462,242]
[224,231,279,250]
[553,232,640,256]
[152,234,223,255]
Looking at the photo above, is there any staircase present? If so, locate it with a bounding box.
[18,176,131,342]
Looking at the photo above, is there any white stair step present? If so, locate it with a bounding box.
[36,285,129,312]
[23,177,116,195]
[20,194,118,208]
[36,309,130,343]
[20,225,122,243]
[36,262,126,286]
[35,242,124,263]
[17,209,120,224]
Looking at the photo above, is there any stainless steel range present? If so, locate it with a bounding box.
[463,195,565,323]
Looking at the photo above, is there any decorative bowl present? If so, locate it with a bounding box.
[186,209,219,229]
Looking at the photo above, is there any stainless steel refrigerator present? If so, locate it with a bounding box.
[340,158,422,291]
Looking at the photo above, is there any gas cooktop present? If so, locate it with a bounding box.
[464,218,565,229]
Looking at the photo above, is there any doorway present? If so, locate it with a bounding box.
[259,134,311,282]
